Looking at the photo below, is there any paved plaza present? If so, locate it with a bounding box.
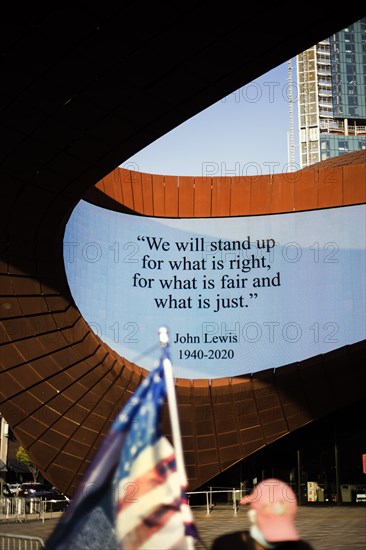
[1,505,365,549]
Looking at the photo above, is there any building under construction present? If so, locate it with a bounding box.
[296,17,366,167]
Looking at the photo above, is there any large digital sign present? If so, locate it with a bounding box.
[63,200,366,379]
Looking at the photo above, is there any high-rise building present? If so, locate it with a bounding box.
[296,17,366,168]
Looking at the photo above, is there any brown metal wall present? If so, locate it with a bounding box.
[90,157,365,216]
[1,151,365,496]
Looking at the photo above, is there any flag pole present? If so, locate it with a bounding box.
[159,326,188,487]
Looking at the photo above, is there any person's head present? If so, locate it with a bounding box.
[240,478,299,543]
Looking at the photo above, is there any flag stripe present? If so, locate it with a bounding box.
[121,499,185,549]
[116,437,177,509]
[116,473,183,535]
[114,351,198,548]
[139,513,189,550]
[116,436,176,496]
[116,441,181,537]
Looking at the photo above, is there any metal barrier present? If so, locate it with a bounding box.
[0,533,45,549]
[0,497,68,523]
[187,487,247,515]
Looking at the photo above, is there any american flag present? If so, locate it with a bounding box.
[114,352,197,549]
[45,348,198,549]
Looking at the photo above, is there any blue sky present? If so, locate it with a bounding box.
[123,59,299,178]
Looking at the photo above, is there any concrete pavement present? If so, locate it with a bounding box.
[1,505,365,549]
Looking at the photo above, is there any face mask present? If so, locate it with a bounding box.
[247,509,257,524]
[248,508,277,549]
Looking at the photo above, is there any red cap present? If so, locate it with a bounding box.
[240,478,299,542]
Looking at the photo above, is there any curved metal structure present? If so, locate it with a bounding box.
[0,6,365,497]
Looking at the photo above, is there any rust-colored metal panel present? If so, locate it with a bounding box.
[119,169,135,211]
[181,435,195,451]
[194,177,212,217]
[198,447,220,464]
[175,378,192,402]
[17,297,50,316]
[0,274,14,295]
[70,425,104,449]
[13,416,51,441]
[98,170,116,202]
[230,176,251,215]
[198,462,221,478]
[140,172,154,216]
[98,171,114,200]
[294,170,318,210]
[211,377,231,394]
[197,434,217,450]
[219,444,242,462]
[152,174,166,217]
[120,170,140,213]
[239,426,266,450]
[195,419,216,437]
[33,406,64,429]
[0,372,25,399]
[0,398,27,431]
[45,294,75,311]
[259,405,287,428]
[48,452,87,474]
[217,431,240,447]
[0,341,31,369]
[250,175,272,214]
[164,175,179,217]
[211,177,231,217]
[39,393,75,419]
[26,356,64,387]
[111,169,125,205]
[271,173,294,213]
[39,428,72,449]
[262,421,289,443]
[275,363,312,431]
[317,166,343,208]
[10,276,42,295]
[214,403,236,433]
[14,334,68,358]
[9,401,49,433]
[30,440,68,469]
[180,418,195,434]
[183,447,196,461]
[251,370,280,407]
[50,414,87,437]
[52,439,92,465]
[178,176,195,217]
[343,163,366,204]
[11,427,45,450]
[1,317,52,344]
[29,383,66,405]
[229,375,252,392]
[192,378,211,391]
[236,404,260,429]
[74,409,109,432]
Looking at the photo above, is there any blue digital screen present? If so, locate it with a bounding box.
[63,200,366,379]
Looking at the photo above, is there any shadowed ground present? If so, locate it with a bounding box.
[1,505,365,549]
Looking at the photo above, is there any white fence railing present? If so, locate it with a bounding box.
[0,497,68,522]
[0,533,45,549]
[187,487,247,515]
[1,490,240,523]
